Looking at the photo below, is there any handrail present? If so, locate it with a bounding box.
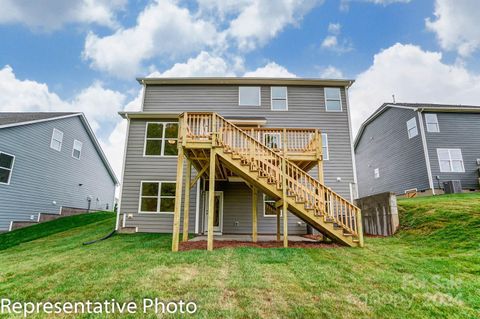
[180,112,362,238]
[245,128,318,153]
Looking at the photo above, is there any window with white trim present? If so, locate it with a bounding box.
[0,152,15,185]
[271,87,287,110]
[50,128,63,151]
[374,168,380,179]
[263,132,282,149]
[239,87,261,106]
[324,88,342,111]
[406,118,418,139]
[139,181,176,213]
[425,113,440,132]
[263,194,281,217]
[144,122,178,156]
[72,140,82,159]
[437,149,465,173]
[322,133,329,160]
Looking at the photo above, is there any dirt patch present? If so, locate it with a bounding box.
[179,240,340,251]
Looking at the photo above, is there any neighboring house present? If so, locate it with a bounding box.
[0,112,118,231]
[117,77,364,249]
[354,103,480,197]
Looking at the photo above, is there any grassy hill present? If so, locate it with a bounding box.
[0,194,479,318]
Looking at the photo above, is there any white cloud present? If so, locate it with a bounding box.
[318,66,344,78]
[243,62,296,77]
[349,43,480,134]
[321,23,353,53]
[0,0,125,31]
[340,0,411,11]
[426,0,480,57]
[83,0,220,78]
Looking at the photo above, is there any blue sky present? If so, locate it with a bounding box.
[0,0,479,176]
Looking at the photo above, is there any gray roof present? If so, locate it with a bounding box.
[0,112,78,126]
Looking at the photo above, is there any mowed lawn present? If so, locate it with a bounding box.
[0,194,479,318]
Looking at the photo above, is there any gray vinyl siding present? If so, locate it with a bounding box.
[0,116,116,231]
[424,112,480,190]
[120,84,356,233]
[355,108,430,197]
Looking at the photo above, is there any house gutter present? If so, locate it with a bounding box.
[416,108,435,195]
[115,113,131,230]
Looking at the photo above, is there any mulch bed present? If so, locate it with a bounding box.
[179,240,340,251]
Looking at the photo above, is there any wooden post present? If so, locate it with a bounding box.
[356,209,364,247]
[207,148,216,251]
[316,130,324,184]
[276,206,281,241]
[252,187,258,242]
[182,159,192,242]
[171,147,184,252]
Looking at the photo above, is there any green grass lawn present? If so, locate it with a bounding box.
[0,193,479,318]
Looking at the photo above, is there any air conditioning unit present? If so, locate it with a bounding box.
[443,180,462,194]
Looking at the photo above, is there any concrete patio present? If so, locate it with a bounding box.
[190,234,320,242]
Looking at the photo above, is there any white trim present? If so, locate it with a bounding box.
[37,213,41,222]
[238,86,261,106]
[324,87,343,112]
[404,188,418,193]
[417,111,435,194]
[203,191,224,233]
[345,87,358,197]
[194,179,200,234]
[436,148,465,173]
[321,133,329,161]
[122,213,126,228]
[0,151,15,185]
[8,221,13,232]
[143,122,179,157]
[50,128,63,151]
[72,139,83,160]
[140,82,146,112]
[270,86,288,111]
[0,113,82,130]
[138,180,176,214]
[116,116,130,230]
[374,168,380,179]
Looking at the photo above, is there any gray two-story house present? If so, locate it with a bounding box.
[0,112,118,231]
[355,103,480,197]
[117,77,364,250]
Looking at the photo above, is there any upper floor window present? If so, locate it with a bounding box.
[50,128,63,151]
[144,122,178,156]
[437,149,465,173]
[322,133,329,160]
[139,181,176,213]
[425,113,440,132]
[72,140,83,159]
[239,87,261,106]
[324,88,342,112]
[271,87,288,111]
[374,168,380,179]
[406,118,418,139]
[0,152,15,185]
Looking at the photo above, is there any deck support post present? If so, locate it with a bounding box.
[172,147,185,252]
[207,149,216,251]
[316,130,324,184]
[182,159,192,242]
[276,207,281,241]
[282,129,289,248]
[252,187,258,242]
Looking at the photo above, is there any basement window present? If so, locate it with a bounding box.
[144,122,178,156]
[50,128,63,151]
[0,151,15,185]
[406,118,418,139]
[72,140,82,159]
[139,181,176,213]
[239,87,261,106]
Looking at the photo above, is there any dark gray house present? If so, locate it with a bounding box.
[117,77,364,250]
[354,103,480,197]
[0,112,118,231]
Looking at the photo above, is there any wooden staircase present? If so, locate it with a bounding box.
[172,112,364,250]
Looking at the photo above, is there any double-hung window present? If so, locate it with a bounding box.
[0,152,15,185]
[271,87,288,110]
[374,168,380,179]
[139,181,176,213]
[239,87,261,106]
[406,118,418,139]
[324,88,342,111]
[425,114,440,132]
[144,122,178,156]
[322,133,329,160]
[437,149,465,173]
[50,128,63,151]
[72,140,82,159]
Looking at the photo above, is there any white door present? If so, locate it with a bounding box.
[203,191,224,234]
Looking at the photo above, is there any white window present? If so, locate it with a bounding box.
[263,194,281,217]
[425,113,440,132]
[144,122,178,156]
[324,88,342,111]
[239,87,261,106]
[271,87,288,110]
[263,132,282,149]
[0,151,15,185]
[437,149,465,173]
[50,128,63,151]
[72,140,83,159]
[139,181,176,213]
[374,168,380,179]
[322,133,329,160]
[406,118,418,139]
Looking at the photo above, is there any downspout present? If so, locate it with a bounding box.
[417,109,436,195]
[345,85,359,200]
[115,114,131,230]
